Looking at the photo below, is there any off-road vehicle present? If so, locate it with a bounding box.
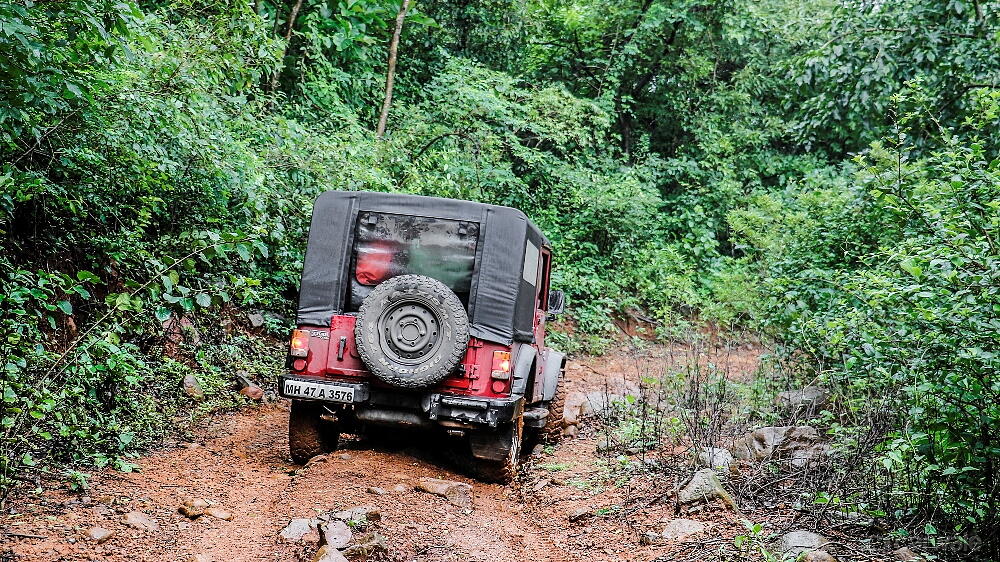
[278,191,566,482]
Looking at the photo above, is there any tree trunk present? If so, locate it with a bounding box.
[376,0,410,138]
[268,0,305,94]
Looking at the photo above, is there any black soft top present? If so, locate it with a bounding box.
[297,191,550,345]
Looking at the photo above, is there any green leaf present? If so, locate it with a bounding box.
[195,293,211,308]
[154,307,172,323]
[57,300,72,314]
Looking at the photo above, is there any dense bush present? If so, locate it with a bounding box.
[731,90,1000,549]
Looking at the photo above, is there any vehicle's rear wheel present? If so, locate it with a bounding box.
[541,377,566,444]
[467,410,524,484]
[288,400,340,464]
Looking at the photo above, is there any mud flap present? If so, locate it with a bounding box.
[468,423,517,461]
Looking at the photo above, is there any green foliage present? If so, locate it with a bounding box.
[733,89,1000,547]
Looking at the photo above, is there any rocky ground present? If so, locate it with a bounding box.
[2,344,920,561]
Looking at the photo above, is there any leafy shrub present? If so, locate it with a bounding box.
[733,91,1000,548]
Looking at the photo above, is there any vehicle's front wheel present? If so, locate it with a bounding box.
[467,412,523,484]
[288,400,340,464]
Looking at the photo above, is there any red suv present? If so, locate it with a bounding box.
[279,191,566,482]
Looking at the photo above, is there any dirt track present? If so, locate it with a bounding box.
[3,347,759,562]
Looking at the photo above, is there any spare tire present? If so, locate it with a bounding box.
[355,274,469,389]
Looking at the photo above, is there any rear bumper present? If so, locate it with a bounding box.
[278,374,521,428]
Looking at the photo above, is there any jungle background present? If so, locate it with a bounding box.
[1,0,998,558]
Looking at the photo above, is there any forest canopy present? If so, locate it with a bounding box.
[2,0,998,555]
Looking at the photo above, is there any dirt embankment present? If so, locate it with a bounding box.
[3,346,761,562]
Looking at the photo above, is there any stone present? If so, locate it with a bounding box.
[179,498,210,518]
[582,391,625,416]
[775,386,830,412]
[311,545,349,562]
[893,547,924,561]
[337,453,352,460]
[247,312,265,328]
[779,530,829,557]
[366,486,387,496]
[661,518,707,540]
[190,555,214,562]
[392,484,409,493]
[734,426,830,467]
[86,526,114,543]
[239,384,264,401]
[332,505,381,524]
[563,391,587,425]
[204,507,233,521]
[280,518,319,542]
[341,532,387,558]
[697,447,735,471]
[319,519,353,549]
[677,469,727,504]
[567,507,592,522]
[416,477,473,507]
[305,454,329,467]
[123,511,159,531]
[803,551,837,562]
[182,374,205,401]
[563,424,579,438]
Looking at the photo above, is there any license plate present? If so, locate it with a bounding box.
[283,379,355,403]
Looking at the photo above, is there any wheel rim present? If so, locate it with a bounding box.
[378,300,440,364]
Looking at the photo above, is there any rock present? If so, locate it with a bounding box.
[247,312,265,328]
[311,545,349,562]
[123,511,159,531]
[661,518,707,540]
[893,547,924,561]
[416,477,473,507]
[182,374,205,401]
[86,526,114,543]
[337,453,352,460]
[779,530,829,557]
[775,386,830,412]
[239,384,264,400]
[734,426,830,467]
[190,555,214,562]
[341,532,387,558]
[803,551,837,562]
[305,454,329,467]
[280,518,319,542]
[567,507,592,522]
[392,484,409,493]
[563,391,587,424]
[204,507,233,521]
[331,505,381,524]
[563,424,579,438]
[583,391,624,416]
[179,498,210,518]
[697,447,735,471]
[677,469,729,505]
[319,519,353,549]
[366,486,387,496]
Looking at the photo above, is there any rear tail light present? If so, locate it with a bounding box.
[490,350,511,380]
[289,329,309,358]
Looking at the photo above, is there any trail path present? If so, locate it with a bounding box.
[3,346,760,561]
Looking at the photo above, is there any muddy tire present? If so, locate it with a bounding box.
[541,377,566,444]
[467,410,524,484]
[288,400,340,464]
[355,274,469,389]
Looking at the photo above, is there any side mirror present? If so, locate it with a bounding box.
[547,290,565,316]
